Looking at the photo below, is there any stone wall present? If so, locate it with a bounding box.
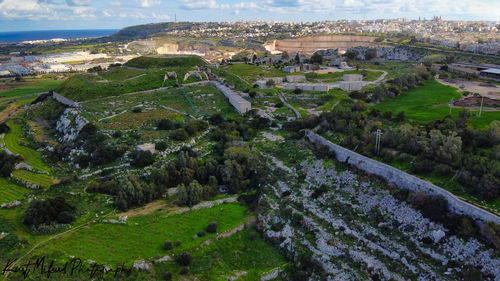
[305,130,500,224]
[52,92,79,107]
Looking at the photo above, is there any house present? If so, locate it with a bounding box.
[479,68,500,81]
[283,65,300,73]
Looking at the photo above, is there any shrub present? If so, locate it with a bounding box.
[155,141,168,151]
[163,240,173,250]
[175,240,181,246]
[172,128,189,141]
[130,150,154,167]
[207,221,218,233]
[180,267,189,275]
[176,251,192,266]
[158,119,175,130]
[132,107,142,113]
[197,230,206,237]
[382,111,393,119]
[24,197,75,227]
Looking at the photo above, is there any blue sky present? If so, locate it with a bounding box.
[0,0,499,32]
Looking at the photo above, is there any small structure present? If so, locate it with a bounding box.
[339,81,363,91]
[283,65,300,73]
[137,143,156,154]
[343,74,363,81]
[479,68,500,81]
[183,71,204,82]
[285,75,306,83]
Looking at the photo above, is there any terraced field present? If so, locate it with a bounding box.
[0,178,28,204]
[3,121,51,173]
[12,170,54,187]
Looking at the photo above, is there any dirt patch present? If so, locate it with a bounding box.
[437,77,500,99]
[119,200,173,217]
[454,96,500,107]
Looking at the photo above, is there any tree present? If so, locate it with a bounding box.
[344,49,359,60]
[311,53,323,64]
[24,197,75,227]
[175,251,192,266]
[130,150,154,167]
[364,48,377,60]
[155,141,168,151]
[172,128,189,141]
[176,180,203,207]
[164,240,173,250]
[266,79,275,87]
[207,221,218,233]
[158,119,175,130]
[295,53,300,63]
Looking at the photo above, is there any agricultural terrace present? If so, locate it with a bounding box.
[1,120,56,187]
[81,84,239,129]
[56,56,207,101]
[0,178,28,205]
[374,79,500,129]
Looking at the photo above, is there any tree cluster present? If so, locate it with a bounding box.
[0,151,21,177]
[24,197,75,227]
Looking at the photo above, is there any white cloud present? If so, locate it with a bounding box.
[0,0,96,20]
[139,0,161,7]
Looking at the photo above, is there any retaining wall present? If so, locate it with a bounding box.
[305,130,500,224]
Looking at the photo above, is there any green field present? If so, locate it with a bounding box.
[98,67,145,81]
[0,78,63,98]
[374,79,500,128]
[182,228,287,280]
[33,202,248,265]
[124,56,206,69]
[0,178,28,204]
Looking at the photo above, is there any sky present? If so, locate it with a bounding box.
[0,0,499,32]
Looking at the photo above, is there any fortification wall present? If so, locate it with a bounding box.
[52,92,79,107]
[305,130,500,224]
[275,35,378,54]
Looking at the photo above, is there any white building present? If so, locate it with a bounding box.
[211,81,251,114]
[285,75,306,83]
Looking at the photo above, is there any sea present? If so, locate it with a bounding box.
[0,29,118,43]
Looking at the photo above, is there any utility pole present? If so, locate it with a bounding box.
[478,96,484,117]
[375,129,382,155]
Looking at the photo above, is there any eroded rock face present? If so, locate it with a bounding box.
[56,108,88,143]
[258,158,500,280]
[349,46,427,61]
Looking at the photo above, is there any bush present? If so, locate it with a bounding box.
[163,240,173,250]
[172,128,189,141]
[382,111,393,119]
[175,240,182,246]
[176,251,192,266]
[132,107,142,113]
[207,221,218,233]
[180,267,189,275]
[155,141,168,151]
[197,230,206,237]
[158,119,175,130]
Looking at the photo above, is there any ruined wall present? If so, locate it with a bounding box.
[305,130,500,224]
[275,35,378,54]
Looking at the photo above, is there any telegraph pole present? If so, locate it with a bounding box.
[375,129,382,155]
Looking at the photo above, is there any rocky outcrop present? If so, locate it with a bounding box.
[275,35,378,54]
[56,108,89,143]
[349,46,427,61]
